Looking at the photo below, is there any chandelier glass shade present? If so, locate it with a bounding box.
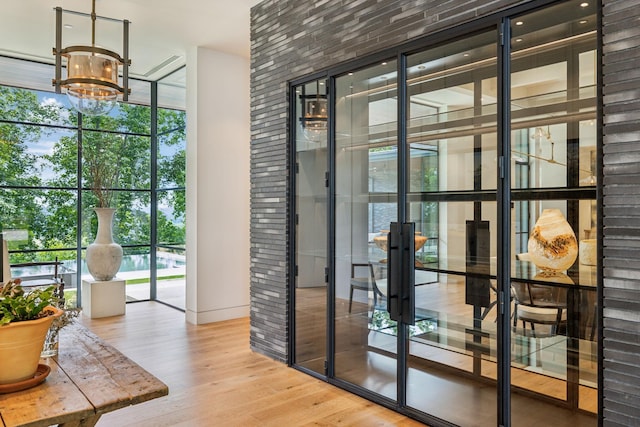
[300,97,328,142]
[53,1,130,116]
[63,49,121,115]
[299,80,327,143]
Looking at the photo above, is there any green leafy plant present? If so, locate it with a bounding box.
[0,279,58,325]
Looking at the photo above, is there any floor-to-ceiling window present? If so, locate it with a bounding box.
[0,56,186,309]
[291,2,599,425]
[155,67,187,310]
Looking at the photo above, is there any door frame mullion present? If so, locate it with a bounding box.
[327,74,337,379]
[396,51,409,409]
[497,18,512,427]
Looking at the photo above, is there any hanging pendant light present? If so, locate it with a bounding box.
[52,0,130,116]
[299,80,327,142]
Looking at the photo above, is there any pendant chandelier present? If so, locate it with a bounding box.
[52,0,130,116]
[299,80,327,142]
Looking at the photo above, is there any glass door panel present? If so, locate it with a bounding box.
[334,61,398,400]
[509,2,597,424]
[291,3,600,424]
[405,30,498,425]
[294,79,328,374]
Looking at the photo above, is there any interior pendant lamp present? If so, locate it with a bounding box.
[52,0,130,116]
[299,80,327,142]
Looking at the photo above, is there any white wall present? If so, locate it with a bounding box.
[185,47,250,324]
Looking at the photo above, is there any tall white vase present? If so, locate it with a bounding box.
[527,208,578,272]
[86,208,123,281]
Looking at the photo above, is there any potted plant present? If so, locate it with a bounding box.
[0,279,63,385]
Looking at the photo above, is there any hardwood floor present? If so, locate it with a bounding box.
[296,279,597,425]
[79,302,426,427]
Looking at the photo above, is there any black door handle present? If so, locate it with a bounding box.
[387,222,415,325]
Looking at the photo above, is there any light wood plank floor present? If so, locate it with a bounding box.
[79,302,426,427]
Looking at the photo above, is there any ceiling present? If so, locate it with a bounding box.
[0,0,262,83]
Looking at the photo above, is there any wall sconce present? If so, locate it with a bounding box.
[52,0,130,116]
[299,80,327,142]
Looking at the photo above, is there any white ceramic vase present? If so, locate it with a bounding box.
[527,208,578,272]
[86,208,123,281]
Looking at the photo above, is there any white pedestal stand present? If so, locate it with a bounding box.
[82,278,126,318]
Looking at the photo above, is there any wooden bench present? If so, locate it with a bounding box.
[0,322,168,426]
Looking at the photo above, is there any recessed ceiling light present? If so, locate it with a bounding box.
[64,24,73,29]
[348,72,353,76]
[580,2,589,7]
[580,20,588,24]
[515,21,524,26]
[515,38,523,42]
[463,53,470,57]
[381,62,387,66]
[319,82,325,85]
[417,65,425,70]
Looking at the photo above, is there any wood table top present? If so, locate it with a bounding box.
[0,322,168,427]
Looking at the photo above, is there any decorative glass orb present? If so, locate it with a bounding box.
[66,90,117,116]
[302,121,327,142]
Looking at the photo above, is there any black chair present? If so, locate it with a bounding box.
[349,263,384,313]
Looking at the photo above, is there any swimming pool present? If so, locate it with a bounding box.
[11,253,185,278]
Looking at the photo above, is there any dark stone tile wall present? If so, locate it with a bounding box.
[249,0,524,364]
[250,0,640,424]
[602,1,640,425]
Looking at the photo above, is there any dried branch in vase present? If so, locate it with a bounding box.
[83,135,126,208]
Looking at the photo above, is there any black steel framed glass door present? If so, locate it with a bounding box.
[327,29,506,425]
[292,2,599,426]
[292,79,329,376]
[404,29,500,425]
[333,60,400,401]
[508,3,598,423]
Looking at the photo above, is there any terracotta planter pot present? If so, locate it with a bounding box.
[0,306,63,384]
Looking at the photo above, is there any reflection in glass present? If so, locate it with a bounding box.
[405,30,499,425]
[334,61,398,399]
[510,2,597,423]
[294,79,328,374]
[156,250,186,310]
